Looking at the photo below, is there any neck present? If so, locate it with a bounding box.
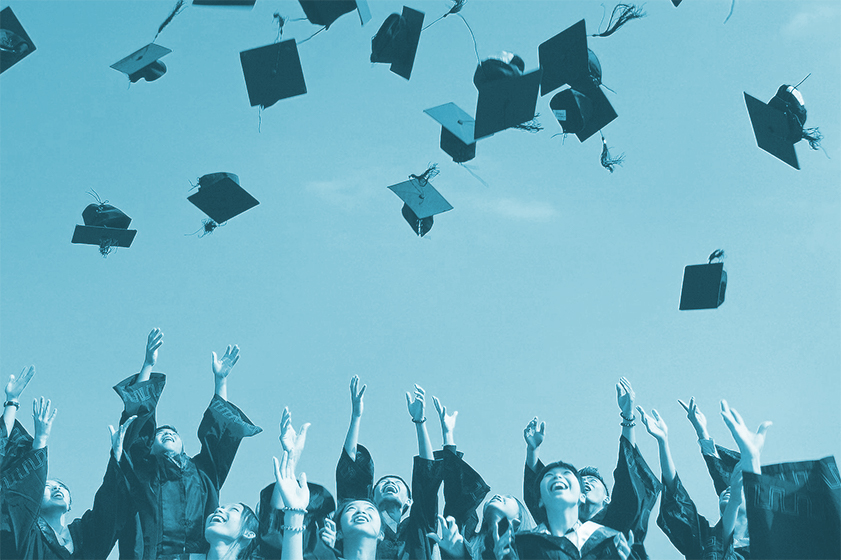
[545,504,580,537]
[206,539,239,560]
[578,501,603,521]
[342,533,378,560]
[379,502,403,524]
[40,509,66,534]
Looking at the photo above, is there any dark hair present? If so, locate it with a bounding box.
[46,479,72,509]
[235,503,260,560]
[534,461,583,519]
[334,498,380,533]
[577,466,610,498]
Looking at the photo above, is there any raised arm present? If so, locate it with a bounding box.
[616,377,636,446]
[136,328,163,384]
[522,416,546,523]
[32,396,57,450]
[407,384,434,460]
[279,406,310,474]
[343,375,365,461]
[3,366,35,440]
[678,397,710,442]
[274,450,310,560]
[637,406,676,491]
[433,396,458,449]
[211,344,240,401]
[523,416,544,471]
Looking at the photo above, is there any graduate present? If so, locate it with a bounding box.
[333,376,442,560]
[113,329,262,559]
[523,378,661,558]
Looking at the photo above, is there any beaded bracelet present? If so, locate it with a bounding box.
[280,525,307,533]
[620,420,636,428]
[281,506,307,513]
[3,400,20,410]
[619,411,635,422]
[412,417,426,424]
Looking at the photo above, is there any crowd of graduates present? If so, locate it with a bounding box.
[1,329,839,560]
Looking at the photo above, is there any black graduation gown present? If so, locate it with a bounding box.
[524,437,661,559]
[656,474,743,560]
[114,373,262,559]
[257,480,336,560]
[514,524,626,559]
[335,443,443,560]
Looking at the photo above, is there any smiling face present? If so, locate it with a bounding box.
[539,466,584,509]
[484,494,521,523]
[581,475,610,509]
[42,480,71,513]
[205,503,256,543]
[151,427,183,456]
[373,476,410,509]
[339,500,383,539]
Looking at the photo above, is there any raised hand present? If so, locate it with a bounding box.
[615,531,633,560]
[32,397,57,449]
[279,407,310,469]
[144,328,164,367]
[432,396,457,446]
[720,400,771,472]
[350,375,366,418]
[637,406,668,442]
[426,514,466,557]
[273,450,309,511]
[406,384,427,422]
[212,344,240,379]
[491,522,514,560]
[5,365,35,401]
[523,417,545,450]
[616,377,635,419]
[109,415,137,461]
[319,518,337,549]
[678,397,709,439]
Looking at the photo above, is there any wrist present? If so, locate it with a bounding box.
[4,399,20,409]
[412,416,426,424]
[33,435,48,449]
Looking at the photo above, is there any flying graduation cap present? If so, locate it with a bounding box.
[472,53,543,140]
[388,166,452,237]
[111,43,171,82]
[298,0,371,29]
[0,7,36,75]
[188,173,259,234]
[744,83,822,170]
[72,198,137,256]
[240,40,307,108]
[371,6,424,81]
[424,103,476,163]
[679,250,727,310]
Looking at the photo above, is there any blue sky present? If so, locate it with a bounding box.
[1,1,839,558]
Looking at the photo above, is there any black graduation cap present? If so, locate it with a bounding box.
[679,251,727,310]
[240,40,307,108]
[188,172,259,226]
[550,85,616,142]
[371,6,424,81]
[0,7,36,75]
[193,0,256,5]
[424,103,476,163]
[298,0,370,28]
[388,168,452,237]
[72,203,137,256]
[671,0,684,6]
[474,62,542,140]
[538,19,595,96]
[111,44,171,82]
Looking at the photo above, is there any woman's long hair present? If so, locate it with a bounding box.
[467,495,537,560]
[233,503,260,560]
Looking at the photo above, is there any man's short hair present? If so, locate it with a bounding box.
[374,475,412,500]
[335,498,380,532]
[577,466,610,497]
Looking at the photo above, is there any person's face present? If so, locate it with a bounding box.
[539,467,583,508]
[373,477,410,508]
[151,428,183,455]
[205,503,254,542]
[340,500,383,539]
[581,475,610,508]
[484,494,521,523]
[42,480,71,512]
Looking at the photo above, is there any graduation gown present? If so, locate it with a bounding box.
[114,373,262,559]
[524,437,661,559]
[1,440,129,560]
[656,474,743,560]
[258,480,336,560]
[514,522,626,559]
[335,443,443,560]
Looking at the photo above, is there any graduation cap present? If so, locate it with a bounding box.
[424,103,476,163]
[240,40,306,108]
[1,7,36,75]
[371,6,424,81]
[671,0,684,6]
[111,44,171,82]
[549,85,617,143]
[193,0,256,5]
[188,173,259,232]
[72,202,137,256]
[679,251,727,310]
[298,0,370,28]
[538,19,595,96]
[387,167,452,237]
[473,54,542,140]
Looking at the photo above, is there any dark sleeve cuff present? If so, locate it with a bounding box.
[113,372,166,411]
[207,394,263,438]
[336,443,375,501]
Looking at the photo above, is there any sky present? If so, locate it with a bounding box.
[1,1,839,558]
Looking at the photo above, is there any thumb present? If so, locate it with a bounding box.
[298,471,307,488]
[299,423,311,438]
[756,421,772,437]
[426,532,443,544]
[211,351,218,365]
[109,425,117,437]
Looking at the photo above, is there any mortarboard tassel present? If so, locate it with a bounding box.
[411,164,440,187]
[802,127,823,150]
[154,0,187,41]
[600,134,624,172]
[592,4,646,38]
[723,0,736,24]
[99,238,117,257]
